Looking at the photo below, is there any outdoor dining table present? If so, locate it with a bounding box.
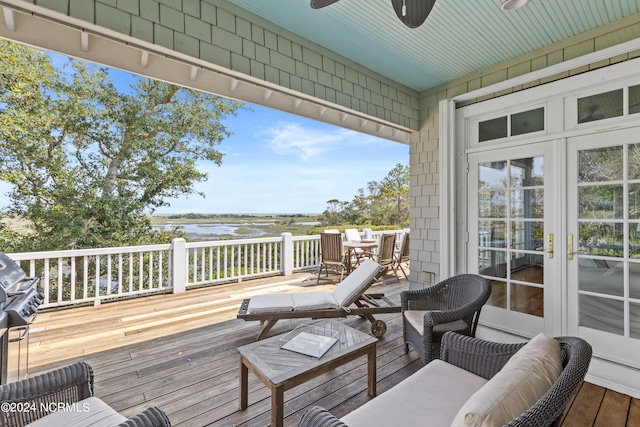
[343,240,378,273]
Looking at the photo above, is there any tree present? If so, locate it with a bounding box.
[0,40,243,251]
[319,164,409,227]
[378,164,410,225]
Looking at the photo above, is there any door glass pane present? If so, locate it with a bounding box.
[487,280,507,309]
[511,108,544,136]
[578,259,623,296]
[479,161,507,188]
[630,84,640,115]
[511,190,543,218]
[511,156,544,186]
[511,221,543,251]
[479,116,507,142]
[630,227,640,257]
[510,283,543,316]
[630,262,640,299]
[478,249,507,278]
[577,89,623,124]
[580,295,624,335]
[631,302,640,339]
[578,222,624,257]
[479,191,506,217]
[478,221,506,247]
[578,146,623,183]
[578,185,623,219]
[628,143,640,179]
[629,185,640,219]
[511,252,543,285]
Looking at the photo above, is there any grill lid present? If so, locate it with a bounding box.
[0,254,39,303]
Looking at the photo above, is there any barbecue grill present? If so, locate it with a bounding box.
[0,253,44,384]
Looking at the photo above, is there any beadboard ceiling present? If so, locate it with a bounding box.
[228,0,640,92]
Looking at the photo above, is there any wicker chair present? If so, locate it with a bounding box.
[401,274,491,364]
[0,362,170,427]
[298,332,593,427]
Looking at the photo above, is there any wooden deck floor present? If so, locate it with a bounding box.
[28,272,640,426]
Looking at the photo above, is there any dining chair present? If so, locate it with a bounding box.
[394,233,410,279]
[344,228,366,266]
[317,232,347,283]
[344,228,361,241]
[376,232,398,283]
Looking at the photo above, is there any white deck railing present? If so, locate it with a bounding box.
[6,229,403,309]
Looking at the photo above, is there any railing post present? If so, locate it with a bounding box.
[281,232,293,276]
[172,238,187,293]
[363,228,373,239]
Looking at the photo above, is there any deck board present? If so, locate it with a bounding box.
[26,272,640,426]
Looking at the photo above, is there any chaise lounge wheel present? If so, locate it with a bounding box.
[371,320,387,337]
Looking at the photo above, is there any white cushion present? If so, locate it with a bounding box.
[341,360,488,427]
[292,292,339,311]
[332,259,381,306]
[450,333,563,427]
[26,396,126,427]
[247,294,294,313]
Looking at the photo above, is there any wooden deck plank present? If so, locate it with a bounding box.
[24,272,640,427]
[593,389,631,427]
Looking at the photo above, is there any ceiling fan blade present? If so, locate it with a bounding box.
[310,0,341,9]
[391,0,437,28]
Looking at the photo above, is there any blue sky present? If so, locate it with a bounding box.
[1,53,409,215]
[169,105,409,214]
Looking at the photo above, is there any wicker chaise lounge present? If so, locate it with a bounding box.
[0,362,170,427]
[298,332,592,427]
[237,259,401,339]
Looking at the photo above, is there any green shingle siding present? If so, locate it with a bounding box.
[211,26,242,54]
[201,42,230,68]
[175,32,199,57]
[116,0,138,15]
[38,0,67,12]
[96,3,131,34]
[159,4,184,32]
[26,0,419,130]
[185,15,211,42]
[140,0,160,22]
[132,16,154,43]
[69,0,93,22]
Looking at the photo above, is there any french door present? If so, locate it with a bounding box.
[567,127,640,367]
[468,142,561,337]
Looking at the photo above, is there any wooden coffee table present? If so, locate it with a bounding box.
[238,320,377,427]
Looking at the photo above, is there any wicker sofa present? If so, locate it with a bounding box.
[298,332,592,427]
[0,362,170,427]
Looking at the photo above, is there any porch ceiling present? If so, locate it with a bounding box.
[228,0,640,92]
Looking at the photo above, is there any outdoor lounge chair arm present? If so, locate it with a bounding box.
[422,302,483,327]
[400,277,463,311]
[298,406,347,427]
[439,332,524,379]
[118,406,172,427]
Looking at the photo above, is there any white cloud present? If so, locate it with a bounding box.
[260,122,357,160]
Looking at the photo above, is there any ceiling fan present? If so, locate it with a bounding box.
[310,0,437,29]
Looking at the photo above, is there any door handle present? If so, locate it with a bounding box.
[567,234,574,260]
[546,233,554,259]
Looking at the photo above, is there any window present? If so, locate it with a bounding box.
[577,89,623,124]
[478,107,545,142]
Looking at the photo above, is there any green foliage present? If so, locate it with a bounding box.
[0,40,243,251]
[318,164,409,228]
